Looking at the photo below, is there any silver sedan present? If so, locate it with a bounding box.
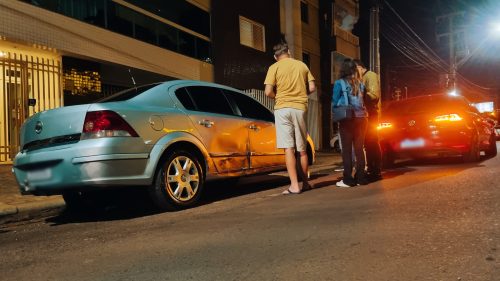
[13,80,315,210]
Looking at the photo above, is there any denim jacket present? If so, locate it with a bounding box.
[332,79,368,118]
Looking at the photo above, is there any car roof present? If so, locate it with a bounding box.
[98,80,247,103]
[383,94,474,115]
[165,80,246,94]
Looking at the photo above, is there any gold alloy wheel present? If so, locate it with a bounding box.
[164,155,200,202]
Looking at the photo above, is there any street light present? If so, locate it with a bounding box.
[490,21,500,36]
[456,21,500,69]
[448,89,459,96]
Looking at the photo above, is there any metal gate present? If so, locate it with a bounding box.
[0,52,62,164]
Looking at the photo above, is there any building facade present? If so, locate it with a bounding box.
[0,0,359,163]
[0,0,213,163]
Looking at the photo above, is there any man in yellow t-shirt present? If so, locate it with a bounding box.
[354,59,382,182]
[264,42,316,194]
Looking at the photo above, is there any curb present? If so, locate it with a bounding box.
[0,198,66,224]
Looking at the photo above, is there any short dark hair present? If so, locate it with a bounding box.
[353,59,366,69]
[340,59,357,79]
[273,42,289,57]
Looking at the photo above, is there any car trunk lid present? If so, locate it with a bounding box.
[20,104,91,150]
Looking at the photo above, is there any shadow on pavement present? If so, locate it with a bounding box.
[45,189,158,225]
[38,155,488,226]
[44,174,295,225]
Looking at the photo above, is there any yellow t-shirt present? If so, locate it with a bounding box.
[362,70,381,115]
[264,58,315,111]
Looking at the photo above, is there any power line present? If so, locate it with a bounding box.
[380,0,492,98]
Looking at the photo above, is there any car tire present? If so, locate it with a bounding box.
[149,150,204,211]
[463,135,480,162]
[62,191,108,211]
[62,191,87,210]
[381,150,395,168]
[333,140,341,153]
[485,134,497,158]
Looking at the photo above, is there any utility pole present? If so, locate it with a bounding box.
[369,0,381,75]
[436,11,466,92]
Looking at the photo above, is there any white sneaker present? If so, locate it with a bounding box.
[336,180,352,188]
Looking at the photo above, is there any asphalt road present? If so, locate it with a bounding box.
[1,148,499,281]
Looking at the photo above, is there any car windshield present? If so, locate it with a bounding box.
[384,95,470,115]
[97,83,160,102]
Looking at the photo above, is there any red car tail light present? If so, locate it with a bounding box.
[434,114,463,122]
[81,110,139,140]
[377,122,393,130]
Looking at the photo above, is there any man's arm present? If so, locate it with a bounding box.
[308,80,316,95]
[365,72,380,101]
[264,84,276,99]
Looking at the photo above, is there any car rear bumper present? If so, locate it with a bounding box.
[13,138,153,195]
[381,133,473,159]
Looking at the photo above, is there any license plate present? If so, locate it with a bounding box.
[27,168,52,181]
[400,138,425,149]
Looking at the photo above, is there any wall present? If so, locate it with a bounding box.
[211,0,281,90]
[0,0,213,82]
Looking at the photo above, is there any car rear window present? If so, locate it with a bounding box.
[97,84,160,102]
[385,95,471,115]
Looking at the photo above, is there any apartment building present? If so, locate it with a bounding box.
[0,0,359,163]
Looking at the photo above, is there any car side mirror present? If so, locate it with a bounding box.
[28,98,37,107]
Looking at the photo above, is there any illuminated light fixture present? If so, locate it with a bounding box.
[434,114,463,122]
[377,122,393,130]
[0,51,6,57]
[448,90,459,96]
[490,21,500,36]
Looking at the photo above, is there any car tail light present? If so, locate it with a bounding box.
[434,114,463,122]
[377,122,393,130]
[81,110,139,139]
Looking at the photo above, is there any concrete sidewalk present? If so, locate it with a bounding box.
[0,151,342,223]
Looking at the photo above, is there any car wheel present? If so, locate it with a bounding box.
[463,135,480,162]
[62,191,108,211]
[485,134,497,158]
[382,151,395,168]
[333,140,341,153]
[62,191,87,210]
[306,144,314,166]
[149,150,204,211]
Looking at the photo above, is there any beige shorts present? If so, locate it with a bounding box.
[274,108,308,151]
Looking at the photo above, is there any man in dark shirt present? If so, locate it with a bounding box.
[354,59,382,181]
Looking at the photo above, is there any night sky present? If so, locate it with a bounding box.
[354,0,500,102]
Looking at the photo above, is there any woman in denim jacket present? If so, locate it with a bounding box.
[332,59,369,187]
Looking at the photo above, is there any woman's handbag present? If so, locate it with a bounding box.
[332,105,353,122]
[332,79,354,122]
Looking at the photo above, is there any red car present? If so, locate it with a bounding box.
[378,94,497,167]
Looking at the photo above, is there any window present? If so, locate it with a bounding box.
[185,86,234,115]
[23,0,212,63]
[98,84,159,102]
[301,1,309,23]
[175,88,195,110]
[302,52,310,68]
[239,16,266,52]
[124,0,210,38]
[223,90,274,122]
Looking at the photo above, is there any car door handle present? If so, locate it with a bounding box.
[249,124,260,131]
[198,119,214,128]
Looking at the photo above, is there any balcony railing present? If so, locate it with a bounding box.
[333,25,359,46]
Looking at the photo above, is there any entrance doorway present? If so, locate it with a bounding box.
[0,51,62,163]
[1,62,28,161]
[6,81,24,159]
